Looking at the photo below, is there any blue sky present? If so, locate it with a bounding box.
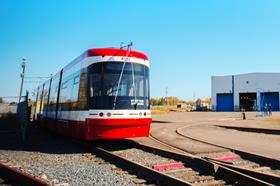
[1,0,280,100]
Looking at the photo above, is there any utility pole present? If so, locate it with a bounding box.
[19,58,26,103]
[165,86,168,105]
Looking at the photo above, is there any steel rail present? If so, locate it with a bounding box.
[92,146,193,186]
[0,160,49,186]
[132,142,274,186]
[92,141,272,186]
[169,126,280,185]
[205,157,280,186]
[176,126,280,168]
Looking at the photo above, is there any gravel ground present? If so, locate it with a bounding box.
[113,148,181,168]
[197,151,236,159]
[0,115,139,186]
[0,151,137,186]
[180,125,280,159]
[152,112,280,158]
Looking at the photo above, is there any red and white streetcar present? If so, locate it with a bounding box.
[35,45,151,140]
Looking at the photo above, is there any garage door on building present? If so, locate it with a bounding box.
[217,93,233,112]
[260,92,279,111]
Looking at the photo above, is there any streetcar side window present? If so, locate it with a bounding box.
[59,76,72,111]
[42,79,51,116]
[48,72,60,116]
[76,68,88,110]
[58,70,82,111]
[35,85,43,115]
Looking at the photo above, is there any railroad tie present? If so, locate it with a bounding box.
[239,162,259,169]
[254,166,271,172]
[214,155,240,162]
[196,180,226,186]
[186,175,215,183]
[131,178,147,184]
[152,162,184,170]
[163,167,193,174]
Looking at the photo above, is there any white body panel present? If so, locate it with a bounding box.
[48,110,151,121]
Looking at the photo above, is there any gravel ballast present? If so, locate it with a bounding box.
[0,151,137,186]
[0,117,138,186]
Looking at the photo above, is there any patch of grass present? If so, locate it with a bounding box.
[265,117,280,124]
[151,106,187,115]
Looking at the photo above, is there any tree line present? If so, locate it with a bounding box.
[151,97,211,106]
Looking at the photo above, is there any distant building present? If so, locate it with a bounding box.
[177,103,187,108]
[211,73,280,112]
[0,103,17,115]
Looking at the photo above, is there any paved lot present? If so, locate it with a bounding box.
[151,112,280,159]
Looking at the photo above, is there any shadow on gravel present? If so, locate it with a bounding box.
[216,125,280,135]
[93,139,140,151]
[152,120,173,123]
[0,114,89,154]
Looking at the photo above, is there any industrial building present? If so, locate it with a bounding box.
[211,73,280,112]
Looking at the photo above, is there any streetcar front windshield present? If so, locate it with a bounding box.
[88,62,150,110]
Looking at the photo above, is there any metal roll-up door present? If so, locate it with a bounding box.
[217,93,233,112]
[260,92,279,111]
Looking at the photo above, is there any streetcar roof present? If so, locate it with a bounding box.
[86,48,148,60]
[64,47,149,72]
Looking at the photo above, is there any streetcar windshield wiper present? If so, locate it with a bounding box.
[113,61,126,109]
[113,42,134,110]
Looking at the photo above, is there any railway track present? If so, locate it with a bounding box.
[89,140,272,186]
[1,122,275,186]
[0,160,49,186]
[148,126,280,185]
